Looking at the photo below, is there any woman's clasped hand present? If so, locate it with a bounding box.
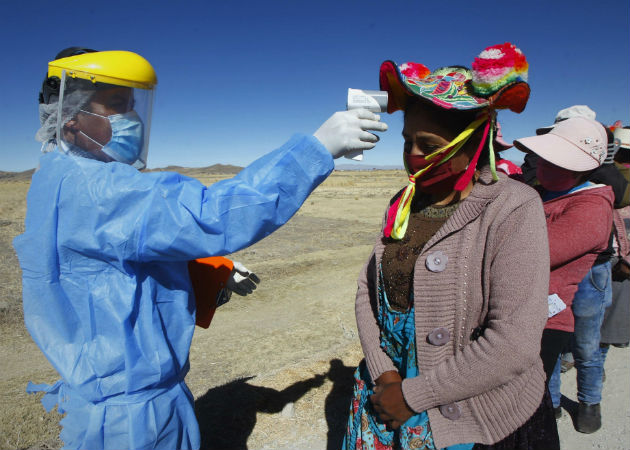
[370,370,414,429]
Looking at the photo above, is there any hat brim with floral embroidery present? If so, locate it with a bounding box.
[379,42,530,114]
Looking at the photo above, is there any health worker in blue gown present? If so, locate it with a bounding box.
[13,47,388,450]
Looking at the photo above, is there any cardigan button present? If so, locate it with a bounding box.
[439,402,461,420]
[425,251,448,272]
[427,327,450,346]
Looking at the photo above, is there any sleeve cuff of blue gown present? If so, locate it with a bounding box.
[282,133,334,175]
[285,133,334,176]
[221,133,334,191]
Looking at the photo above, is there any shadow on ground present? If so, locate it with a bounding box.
[559,394,579,427]
[195,358,357,450]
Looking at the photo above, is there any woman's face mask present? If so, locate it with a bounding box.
[79,110,144,165]
[536,158,581,191]
[402,104,488,196]
[404,153,466,194]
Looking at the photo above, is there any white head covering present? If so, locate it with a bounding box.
[35,88,94,145]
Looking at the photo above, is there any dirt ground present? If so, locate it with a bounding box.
[0,170,628,450]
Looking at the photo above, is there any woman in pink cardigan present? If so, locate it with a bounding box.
[343,44,558,450]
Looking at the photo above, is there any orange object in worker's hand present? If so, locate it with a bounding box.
[188,257,234,328]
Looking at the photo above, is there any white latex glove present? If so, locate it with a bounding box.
[313,109,388,159]
[226,261,260,296]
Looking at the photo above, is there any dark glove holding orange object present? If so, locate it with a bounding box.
[370,370,414,429]
[189,257,261,328]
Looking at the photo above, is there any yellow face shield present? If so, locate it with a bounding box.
[51,51,157,169]
[48,51,157,90]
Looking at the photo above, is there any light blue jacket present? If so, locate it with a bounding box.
[13,134,333,450]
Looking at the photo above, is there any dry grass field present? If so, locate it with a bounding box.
[0,168,628,450]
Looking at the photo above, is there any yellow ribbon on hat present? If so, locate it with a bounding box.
[390,115,489,240]
[488,117,498,182]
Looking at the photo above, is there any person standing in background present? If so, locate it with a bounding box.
[513,117,614,433]
[521,107,628,432]
[600,126,630,370]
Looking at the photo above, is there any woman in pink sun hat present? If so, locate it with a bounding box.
[514,116,615,433]
[342,43,559,450]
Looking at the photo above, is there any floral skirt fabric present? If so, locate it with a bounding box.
[342,361,438,450]
[342,266,473,450]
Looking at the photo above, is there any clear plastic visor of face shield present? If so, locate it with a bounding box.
[56,70,154,169]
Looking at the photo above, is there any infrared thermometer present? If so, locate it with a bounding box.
[345,89,388,161]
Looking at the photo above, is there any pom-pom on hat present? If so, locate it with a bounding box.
[379,42,530,114]
[471,43,528,95]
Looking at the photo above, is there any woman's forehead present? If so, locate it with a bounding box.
[403,106,457,140]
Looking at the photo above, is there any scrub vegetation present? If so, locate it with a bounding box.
[0,169,628,450]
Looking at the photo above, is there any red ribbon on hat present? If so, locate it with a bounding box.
[454,117,491,191]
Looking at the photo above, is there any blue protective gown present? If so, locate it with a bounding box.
[13,134,333,450]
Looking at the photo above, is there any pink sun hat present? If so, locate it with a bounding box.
[514,117,607,172]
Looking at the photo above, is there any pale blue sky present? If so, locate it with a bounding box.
[1,0,628,171]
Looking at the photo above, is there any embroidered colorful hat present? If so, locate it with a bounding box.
[379,42,530,114]
[380,43,530,241]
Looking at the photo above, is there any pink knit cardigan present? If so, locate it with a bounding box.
[355,168,549,448]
